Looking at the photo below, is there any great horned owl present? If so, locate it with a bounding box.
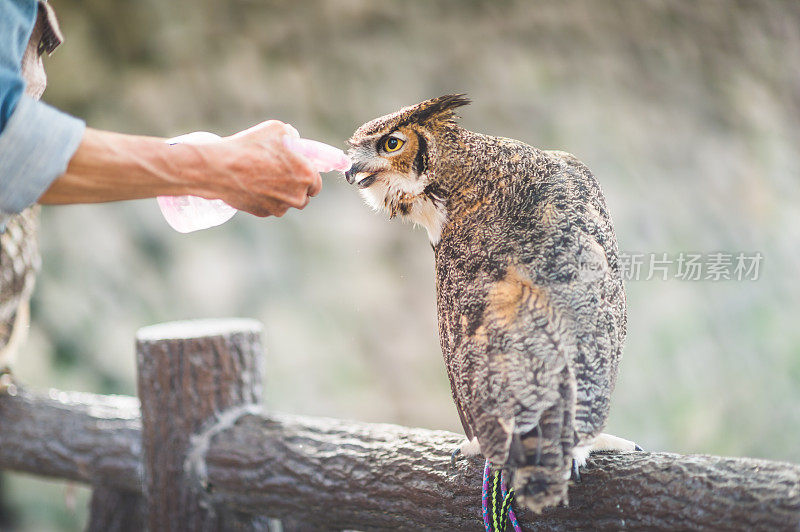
[345,95,638,513]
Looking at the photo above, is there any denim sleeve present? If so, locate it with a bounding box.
[0,0,87,218]
[1,0,38,131]
[0,96,85,215]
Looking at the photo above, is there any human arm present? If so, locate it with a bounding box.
[40,120,323,217]
[1,0,320,219]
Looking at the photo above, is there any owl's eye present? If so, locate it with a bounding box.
[382,136,405,153]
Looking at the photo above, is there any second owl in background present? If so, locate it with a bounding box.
[345,94,641,515]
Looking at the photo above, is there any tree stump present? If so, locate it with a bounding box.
[136,318,263,531]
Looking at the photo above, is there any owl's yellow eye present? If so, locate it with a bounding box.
[383,136,405,153]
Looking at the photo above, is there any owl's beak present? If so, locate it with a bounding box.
[344,161,367,184]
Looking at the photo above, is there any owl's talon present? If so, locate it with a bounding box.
[450,447,462,469]
[571,459,582,483]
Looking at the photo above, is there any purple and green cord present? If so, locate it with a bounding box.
[482,458,522,532]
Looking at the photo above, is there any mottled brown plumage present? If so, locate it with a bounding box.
[0,206,40,365]
[346,95,631,512]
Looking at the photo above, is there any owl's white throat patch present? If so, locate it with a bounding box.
[358,172,448,246]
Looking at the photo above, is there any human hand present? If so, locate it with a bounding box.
[200,120,323,217]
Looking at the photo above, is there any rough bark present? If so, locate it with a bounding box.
[0,387,144,531]
[193,409,800,531]
[136,318,264,531]
[0,387,141,490]
[0,388,798,530]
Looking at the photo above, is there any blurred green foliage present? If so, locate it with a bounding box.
[4,0,800,529]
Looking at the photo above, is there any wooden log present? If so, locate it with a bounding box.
[1,386,799,530]
[194,409,800,531]
[0,387,141,490]
[135,318,264,531]
[0,386,143,531]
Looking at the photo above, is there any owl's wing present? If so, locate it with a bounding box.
[442,147,624,510]
[453,260,576,510]
[464,261,577,468]
[463,226,620,510]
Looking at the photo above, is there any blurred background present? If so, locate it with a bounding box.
[3,0,799,529]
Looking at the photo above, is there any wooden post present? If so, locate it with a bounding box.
[86,488,145,532]
[136,318,263,531]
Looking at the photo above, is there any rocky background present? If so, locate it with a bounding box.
[4,1,800,529]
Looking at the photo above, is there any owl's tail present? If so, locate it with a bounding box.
[512,462,570,513]
[510,377,575,513]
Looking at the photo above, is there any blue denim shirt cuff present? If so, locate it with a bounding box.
[0,95,85,217]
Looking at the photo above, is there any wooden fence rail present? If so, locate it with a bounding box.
[0,319,798,531]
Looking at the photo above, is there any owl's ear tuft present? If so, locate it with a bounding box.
[406,94,471,126]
